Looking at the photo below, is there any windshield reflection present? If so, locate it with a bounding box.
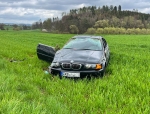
[63,38,102,51]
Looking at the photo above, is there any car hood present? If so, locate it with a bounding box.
[53,49,104,63]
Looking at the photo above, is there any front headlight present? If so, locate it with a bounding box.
[85,64,102,70]
[51,62,60,68]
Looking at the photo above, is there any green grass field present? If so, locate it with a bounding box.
[0,31,150,114]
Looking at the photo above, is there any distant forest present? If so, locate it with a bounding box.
[31,5,150,34]
[1,5,150,33]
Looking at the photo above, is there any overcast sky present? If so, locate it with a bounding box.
[0,0,150,24]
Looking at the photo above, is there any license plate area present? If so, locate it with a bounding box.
[61,72,80,77]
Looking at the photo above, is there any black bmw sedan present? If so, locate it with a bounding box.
[37,35,110,78]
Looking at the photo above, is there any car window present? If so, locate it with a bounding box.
[63,38,102,50]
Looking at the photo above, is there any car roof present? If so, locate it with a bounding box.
[72,35,103,39]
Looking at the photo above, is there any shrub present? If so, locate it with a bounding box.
[69,25,79,34]
[13,27,21,31]
[96,28,103,34]
[119,28,126,34]
[126,28,135,34]
[91,27,150,34]
[51,30,60,34]
[147,29,150,34]
[86,28,96,34]
[134,28,140,34]
[140,28,147,34]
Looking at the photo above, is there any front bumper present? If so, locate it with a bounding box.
[49,67,104,78]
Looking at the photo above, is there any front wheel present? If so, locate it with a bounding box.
[100,64,106,77]
[100,70,105,77]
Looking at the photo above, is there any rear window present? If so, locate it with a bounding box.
[63,38,102,50]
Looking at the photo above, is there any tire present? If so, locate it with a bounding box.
[100,70,105,77]
[59,75,63,79]
[100,64,106,77]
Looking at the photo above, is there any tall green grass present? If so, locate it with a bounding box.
[0,31,149,114]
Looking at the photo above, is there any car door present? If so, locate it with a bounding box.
[37,43,56,62]
[102,38,110,64]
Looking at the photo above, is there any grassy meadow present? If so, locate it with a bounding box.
[0,30,150,114]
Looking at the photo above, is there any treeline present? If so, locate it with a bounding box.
[32,5,150,34]
[11,24,31,31]
[0,23,31,31]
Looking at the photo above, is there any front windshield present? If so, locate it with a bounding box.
[63,38,102,50]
